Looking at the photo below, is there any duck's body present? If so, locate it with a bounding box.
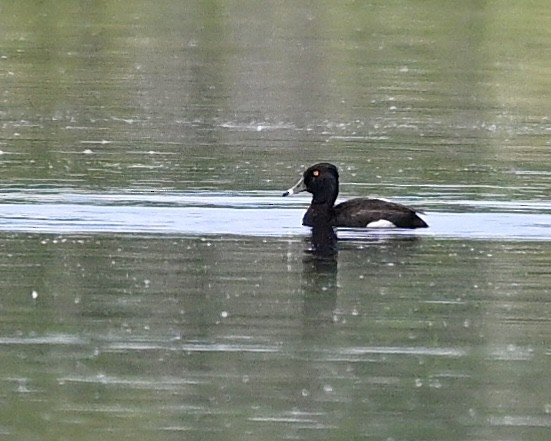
[303,197,428,228]
[283,163,428,229]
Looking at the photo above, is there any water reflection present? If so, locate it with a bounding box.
[1,192,551,240]
[307,224,338,257]
[302,240,338,329]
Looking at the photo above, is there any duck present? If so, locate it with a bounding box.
[283,163,428,229]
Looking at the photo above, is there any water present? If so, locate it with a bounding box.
[1,193,551,241]
[2,228,551,440]
[1,1,551,440]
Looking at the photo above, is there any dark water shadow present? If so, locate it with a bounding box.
[299,226,427,336]
[307,223,338,258]
[301,250,338,327]
[301,225,338,334]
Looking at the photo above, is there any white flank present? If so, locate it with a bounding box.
[366,219,396,228]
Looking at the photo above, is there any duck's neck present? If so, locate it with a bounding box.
[311,180,338,207]
[307,203,337,256]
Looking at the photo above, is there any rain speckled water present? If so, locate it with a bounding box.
[1,1,551,441]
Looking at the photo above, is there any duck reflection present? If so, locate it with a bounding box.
[300,223,425,334]
[307,217,338,257]
[301,224,338,330]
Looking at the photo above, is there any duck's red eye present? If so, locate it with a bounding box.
[312,170,320,177]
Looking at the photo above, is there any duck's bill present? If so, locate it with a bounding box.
[282,177,306,197]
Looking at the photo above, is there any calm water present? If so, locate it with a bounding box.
[1,1,551,440]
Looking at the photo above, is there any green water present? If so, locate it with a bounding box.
[1,235,551,440]
[1,1,550,440]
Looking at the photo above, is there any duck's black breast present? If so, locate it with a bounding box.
[303,198,428,229]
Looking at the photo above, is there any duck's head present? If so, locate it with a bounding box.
[283,163,339,205]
